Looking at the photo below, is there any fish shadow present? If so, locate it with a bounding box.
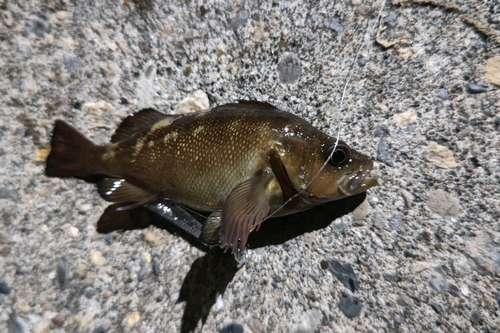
[96,193,366,332]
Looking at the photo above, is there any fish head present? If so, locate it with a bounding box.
[280,137,379,205]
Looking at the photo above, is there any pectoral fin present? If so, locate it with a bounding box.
[220,172,273,253]
[268,149,298,202]
[97,178,158,210]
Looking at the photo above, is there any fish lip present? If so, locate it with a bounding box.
[339,160,379,196]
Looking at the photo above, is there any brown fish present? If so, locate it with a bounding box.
[45,101,378,253]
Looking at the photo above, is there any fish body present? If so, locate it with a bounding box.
[46,101,378,252]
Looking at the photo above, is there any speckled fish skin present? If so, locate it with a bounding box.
[45,100,378,252]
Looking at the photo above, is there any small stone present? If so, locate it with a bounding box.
[175,90,209,114]
[2,11,13,27]
[68,226,80,238]
[395,109,417,126]
[411,261,432,274]
[252,22,269,43]
[51,314,65,327]
[143,230,162,248]
[278,53,301,84]
[55,11,71,20]
[384,11,399,27]
[77,204,92,213]
[56,258,70,289]
[448,283,461,297]
[437,88,451,101]
[388,213,404,230]
[327,259,359,292]
[485,57,500,86]
[430,302,444,314]
[377,139,394,166]
[400,189,414,208]
[82,101,111,115]
[324,17,344,34]
[219,322,244,333]
[0,281,11,294]
[125,311,141,328]
[373,124,389,138]
[464,230,500,275]
[465,83,487,94]
[425,142,459,168]
[352,199,370,220]
[228,10,249,30]
[429,277,448,294]
[338,296,362,318]
[396,293,414,307]
[32,321,50,333]
[89,249,107,267]
[7,315,25,333]
[382,272,396,282]
[426,189,460,217]
[417,230,433,243]
[248,317,264,333]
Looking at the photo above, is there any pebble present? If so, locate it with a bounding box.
[326,259,359,292]
[0,281,11,294]
[144,230,162,247]
[278,53,301,84]
[377,139,394,166]
[82,101,111,115]
[68,226,80,238]
[352,199,370,220]
[465,83,487,94]
[51,313,65,327]
[2,11,13,27]
[411,261,433,274]
[7,315,25,333]
[396,293,414,307]
[429,277,448,294]
[56,258,70,289]
[485,57,500,86]
[125,311,141,328]
[219,322,244,333]
[437,88,451,101]
[32,321,50,333]
[338,295,362,318]
[373,124,389,138]
[464,230,500,275]
[426,189,460,217]
[324,17,344,34]
[248,318,264,333]
[175,90,209,114]
[425,142,459,168]
[228,10,249,30]
[417,230,433,243]
[89,249,107,267]
[395,109,417,126]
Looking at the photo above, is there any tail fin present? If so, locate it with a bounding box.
[45,120,102,179]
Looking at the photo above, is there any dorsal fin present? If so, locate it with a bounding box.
[212,100,283,113]
[111,108,174,143]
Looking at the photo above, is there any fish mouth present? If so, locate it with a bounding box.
[338,160,379,196]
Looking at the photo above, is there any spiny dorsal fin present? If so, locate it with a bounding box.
[111,108,176,143]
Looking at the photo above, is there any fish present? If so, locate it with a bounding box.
[45,100,378,253]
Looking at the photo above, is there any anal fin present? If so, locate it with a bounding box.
[97,178,158,209]
[220,173,273,253]
[200,211,222,246]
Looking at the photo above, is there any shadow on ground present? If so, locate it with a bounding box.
[96,193,366,332]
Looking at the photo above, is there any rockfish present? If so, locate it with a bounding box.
[45,101,378,253]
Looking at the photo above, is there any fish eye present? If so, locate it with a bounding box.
[326,144,350,167]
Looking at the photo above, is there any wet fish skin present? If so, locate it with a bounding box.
[45,101,378,253]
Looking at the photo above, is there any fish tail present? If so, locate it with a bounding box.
[45,120,104,179]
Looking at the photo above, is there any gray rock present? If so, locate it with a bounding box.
[324,17,344,34]
[465,83,487,94]
[327,259,360,292]
[0,281,11,294]
[7,315,26,333]
[429,277,448,294]
[56,258,70,290]
[430,302,444,314]
[278,53,301,84]
[464,230,500,276]
[338,296,362,318]
[426,190,460,217]
[373,124,390,139]
[228,10,249,30]
[437,88,451,101]
[377,139,394,167]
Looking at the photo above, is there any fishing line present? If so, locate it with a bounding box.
[262,0,387,223]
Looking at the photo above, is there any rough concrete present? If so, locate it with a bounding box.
[1,0,499,332]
